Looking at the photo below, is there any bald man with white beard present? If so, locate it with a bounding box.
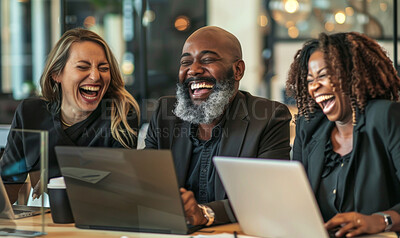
[145,26,291,226]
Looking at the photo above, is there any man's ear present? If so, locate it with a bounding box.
[233,60,245,82]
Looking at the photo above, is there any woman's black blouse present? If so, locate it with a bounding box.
[0,98,138,181]
[317,139,353,222]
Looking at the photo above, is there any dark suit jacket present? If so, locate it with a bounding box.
[293,100,400,219]
[145,91,292,224]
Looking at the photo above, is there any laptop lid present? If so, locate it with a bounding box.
[54,146,196,235]
[213,157,329,238]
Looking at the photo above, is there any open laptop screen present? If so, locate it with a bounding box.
[55,146,198,234]
[213,156,330,238]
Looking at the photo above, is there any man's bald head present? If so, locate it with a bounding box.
[184,26,243,61]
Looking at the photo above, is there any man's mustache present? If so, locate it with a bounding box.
[181,77,217,87]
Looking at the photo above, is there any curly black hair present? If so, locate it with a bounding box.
[286,32,400,123]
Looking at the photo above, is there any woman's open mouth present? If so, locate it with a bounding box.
[315,94,335,113]
[79,85,101,101]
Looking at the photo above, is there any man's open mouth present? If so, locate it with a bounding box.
[79,85,101,100]
[189,81,214,96]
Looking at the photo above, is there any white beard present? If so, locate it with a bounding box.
[173,76,236,124]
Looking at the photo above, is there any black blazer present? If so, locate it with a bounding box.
[293,100,400,219]
[145,91,292,224]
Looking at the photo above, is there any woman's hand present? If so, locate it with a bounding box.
[179,188,207,226]
[31,179,42,199]
[325,212,386,237]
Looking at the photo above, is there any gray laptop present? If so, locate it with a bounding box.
[54,146,200,235]
[0,177,45,219]
[213,156,333,238]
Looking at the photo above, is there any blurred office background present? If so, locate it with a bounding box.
[0,0,399,127]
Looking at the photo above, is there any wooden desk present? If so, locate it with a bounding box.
[5,213,243,237]
[5,214,399,238]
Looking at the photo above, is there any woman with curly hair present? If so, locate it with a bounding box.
[1,28,140,185]
[287,32,400,237]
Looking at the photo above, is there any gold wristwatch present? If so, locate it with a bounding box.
[198,204,215,226]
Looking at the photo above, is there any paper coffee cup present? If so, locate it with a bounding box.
[47,177,74,224]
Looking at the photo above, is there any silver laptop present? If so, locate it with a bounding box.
[54,146,201,235]
[0,177,45,219]
[213,156,332,238]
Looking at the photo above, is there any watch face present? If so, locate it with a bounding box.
[386,215,393,225]
[385,214,393,231]
[206,207,215,217]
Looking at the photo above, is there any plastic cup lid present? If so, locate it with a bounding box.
[47,176,66,189]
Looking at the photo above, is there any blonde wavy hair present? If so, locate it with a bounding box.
[41,28,140,148]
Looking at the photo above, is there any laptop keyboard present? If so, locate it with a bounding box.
[12,210,29,215]
[327,227,344,238]
[328,230,337,238]
[13,205,43,212]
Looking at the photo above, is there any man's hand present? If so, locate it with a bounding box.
[325,212,386,237]
[180,188,207,226]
